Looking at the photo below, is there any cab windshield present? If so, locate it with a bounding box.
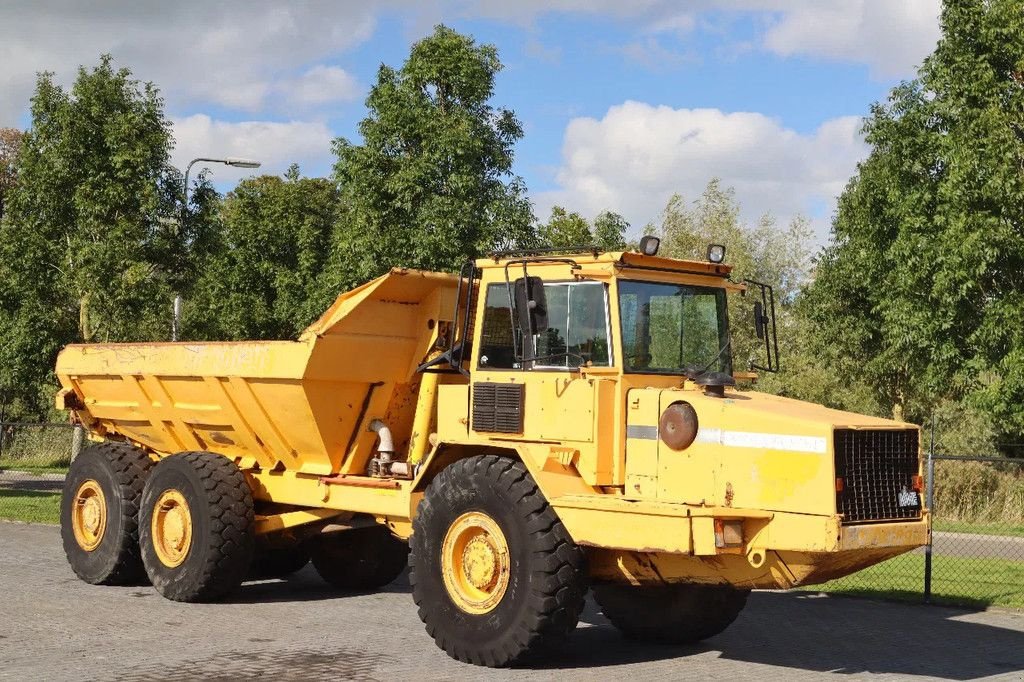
[618,280,731,374]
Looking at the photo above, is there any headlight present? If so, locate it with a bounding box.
[706,243,726,263]
[639,235,661,256]
[659,402,698,450]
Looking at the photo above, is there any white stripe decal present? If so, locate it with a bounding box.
[695,428,827,454]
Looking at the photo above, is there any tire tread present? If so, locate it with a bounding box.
[61,441,154,585]
[410,454,586,667]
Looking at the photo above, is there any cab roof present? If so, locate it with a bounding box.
[475,249,733,278]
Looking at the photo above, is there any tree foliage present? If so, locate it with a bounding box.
[538,206,630,250]
[805,0,1024,429]
[0,56,183,418]
[332,25,535,283]
[592,211,629,250]
[539,206,591,247]
[0,127,22,221]
[653,180,882,412]
[185,165,340,340]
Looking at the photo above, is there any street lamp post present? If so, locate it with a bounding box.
[174,156,262,340]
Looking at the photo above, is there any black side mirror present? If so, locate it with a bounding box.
[513,276,548,340]
[753,301,767,340]
[744,279,779,373]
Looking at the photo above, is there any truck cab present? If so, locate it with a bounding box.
[426,245,928,592]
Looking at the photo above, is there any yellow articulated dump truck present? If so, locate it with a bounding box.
[55,239,929,667]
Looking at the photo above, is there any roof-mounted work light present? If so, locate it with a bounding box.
[707,244,726,263]
[639,235,661,256]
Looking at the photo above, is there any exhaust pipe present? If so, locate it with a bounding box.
[369,419,394,462]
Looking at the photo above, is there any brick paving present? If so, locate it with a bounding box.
[1,522,1022,681]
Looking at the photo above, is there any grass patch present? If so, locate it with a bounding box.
[0,489,61,524]
[0,463,68,475]
[808,554,1024,609]
[933,459,1024,530]
[934,519,1024,538]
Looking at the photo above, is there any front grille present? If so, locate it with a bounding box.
[834,429,922,523]
[471,382,524,434]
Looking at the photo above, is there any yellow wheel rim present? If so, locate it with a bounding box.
[71,479,107,552]
[441,511,510,614]
[151,489,193,568]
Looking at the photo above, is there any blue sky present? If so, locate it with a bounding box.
[0,1,943,240]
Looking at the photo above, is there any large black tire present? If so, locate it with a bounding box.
[594,583,749,644]
[309,526,408,590]
[251,544,310,579]
[409,455,586,667]
[139,452,254,602]
[60,442,154,585]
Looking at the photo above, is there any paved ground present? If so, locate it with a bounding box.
[931,532,1024,561]
[2,523,1023,681]
[0,469,64,492]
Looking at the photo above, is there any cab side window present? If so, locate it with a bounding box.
[478,284,519,369]
[477,281,611,369]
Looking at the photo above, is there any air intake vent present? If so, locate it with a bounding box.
[472,383,524,434]
[834,429,922,523]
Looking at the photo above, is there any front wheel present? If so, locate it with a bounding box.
[409,455,586,667]
[594,583,749,644]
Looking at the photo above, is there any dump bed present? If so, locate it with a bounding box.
[56,269,459,476]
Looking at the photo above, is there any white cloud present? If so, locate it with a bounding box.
[615,38,699,70]
[274,65,361,108]
[171,115,335,180]
[759,0,942,78]
[448,0,940,78]
[0,1,944,130]
[0,1,377,125]
[535,101,868,240]
[646,13,697,37]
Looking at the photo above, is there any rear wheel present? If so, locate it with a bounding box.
[139,452,254,602]
[60,442,154,585]
[593,583,749,644]
[251,545,310,579]
[309,526,408,590]
[409,455,587,667]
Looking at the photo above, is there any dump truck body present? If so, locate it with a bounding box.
[58,269,458,476]
[56,249,928,666]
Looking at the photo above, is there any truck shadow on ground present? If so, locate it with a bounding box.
[232,571,1024,679]
[556,591,1024,679]
[228,566,414,605]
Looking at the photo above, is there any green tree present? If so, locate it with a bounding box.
[805,0,1024,432]
[332,25,534,284]
[185,165,340,340]
[653,180,881,412]
[539,206,592,247]
[592,210,629,250]
[0,127,22,221]
[0,56,182,418]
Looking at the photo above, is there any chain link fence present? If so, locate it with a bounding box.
[815,453,1024,609]
[0,422,79,524]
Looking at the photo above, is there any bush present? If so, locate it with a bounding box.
[0,425,73,469]
[933,459,1024,526]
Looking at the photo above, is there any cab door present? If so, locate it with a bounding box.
[470,279,616,482]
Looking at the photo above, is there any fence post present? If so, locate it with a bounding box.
[923,415,935,604]
[71,424,84,462]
